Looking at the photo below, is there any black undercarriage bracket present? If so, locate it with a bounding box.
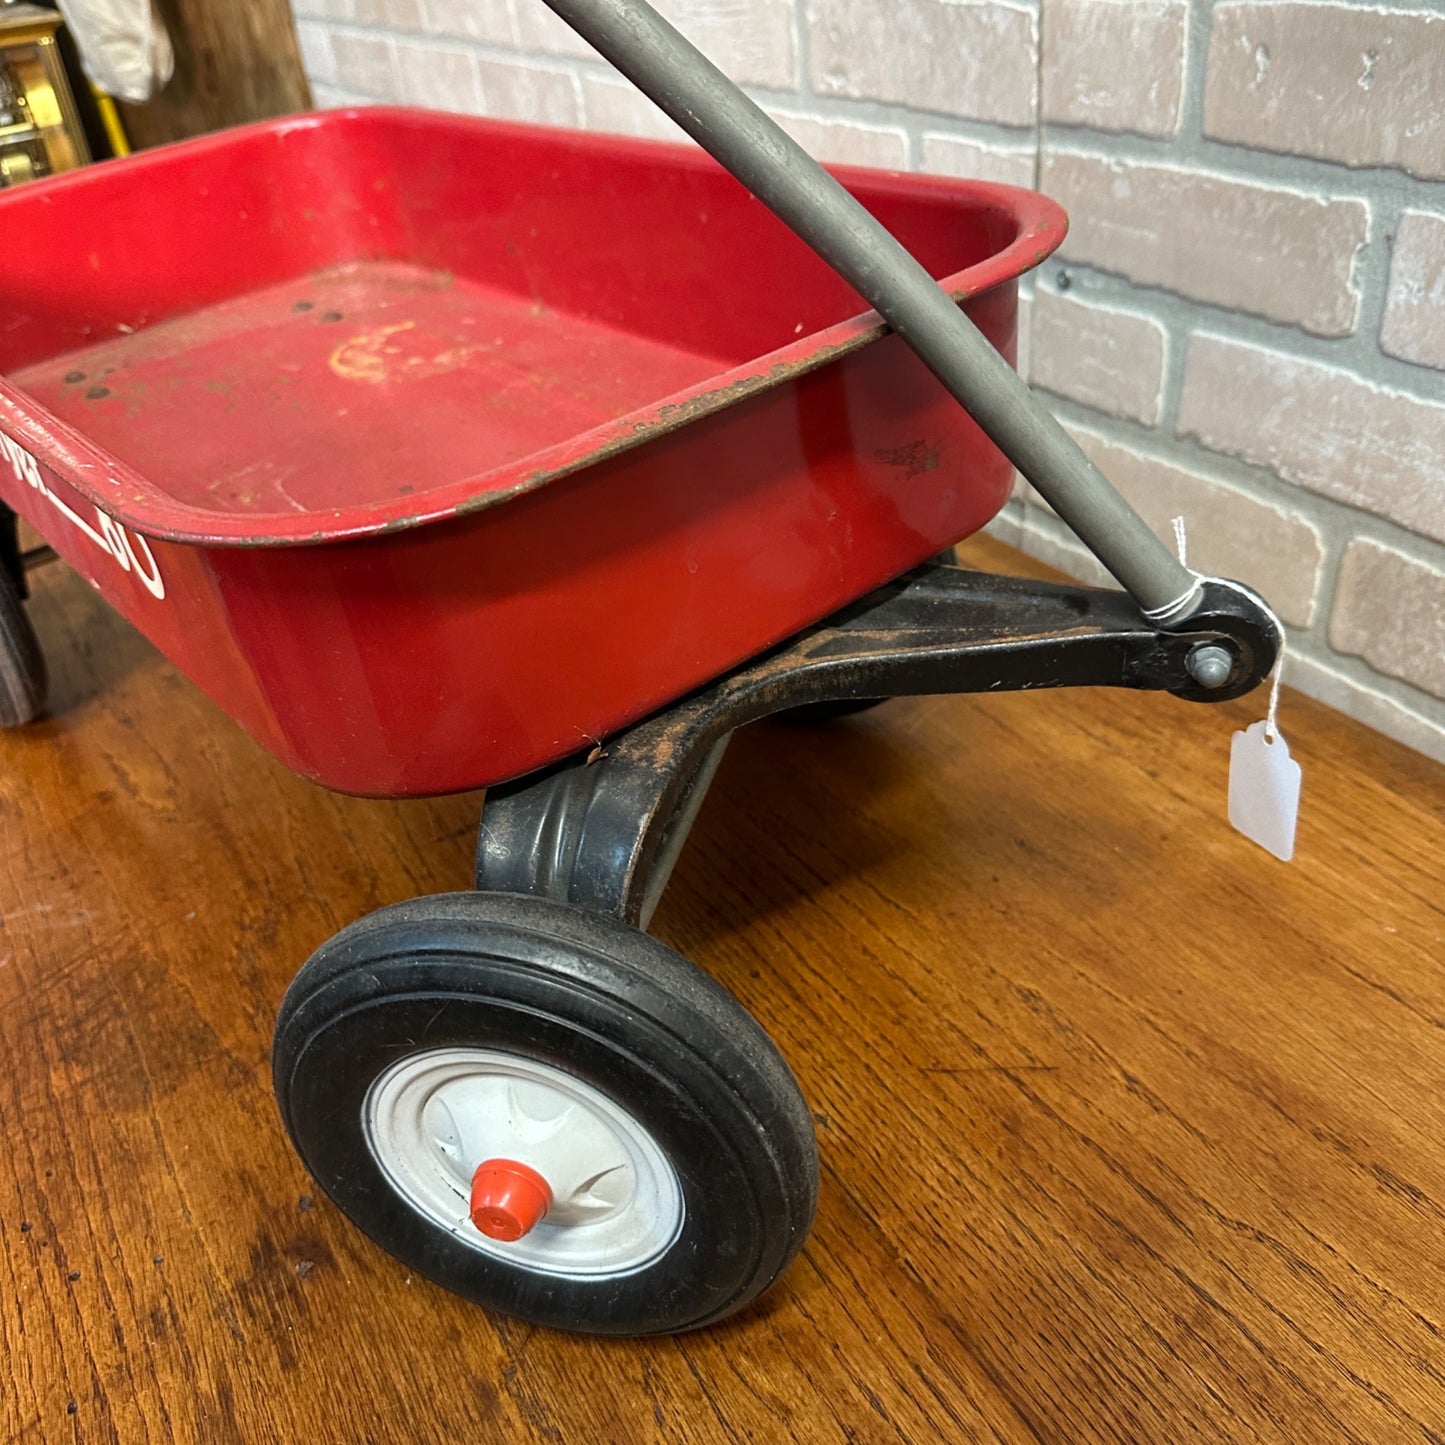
[476,562,1279,929]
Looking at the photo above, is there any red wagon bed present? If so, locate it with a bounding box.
[0,107,1062,795]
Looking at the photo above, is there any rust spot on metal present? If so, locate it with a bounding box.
[64,370,85,384]
[875,440,940,478]
[378,513,424,534]
[292,300,314,312]
[85,386,110,401]
[650,337,863,430]
[451,336,877,529]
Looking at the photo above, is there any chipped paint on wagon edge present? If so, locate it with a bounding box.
[445,331,881,526]
[0,120,1066,552]
[0,277,1037,554]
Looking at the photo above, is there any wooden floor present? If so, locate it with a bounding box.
[2,536,1441,1444]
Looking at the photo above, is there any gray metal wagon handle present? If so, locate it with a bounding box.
[543,0,1203,626]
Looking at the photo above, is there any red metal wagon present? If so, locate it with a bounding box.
[0,1,1278,1336]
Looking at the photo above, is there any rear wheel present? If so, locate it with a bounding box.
[272,891,818,1335]
[0,518,45,728]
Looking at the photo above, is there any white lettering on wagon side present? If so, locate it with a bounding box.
[0,431,164,600]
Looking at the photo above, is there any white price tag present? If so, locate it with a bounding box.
[1228,722,1301,862]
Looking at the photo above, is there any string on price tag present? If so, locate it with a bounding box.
[1169,517,1301,862]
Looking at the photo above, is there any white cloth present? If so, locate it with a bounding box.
[55,0,174,103]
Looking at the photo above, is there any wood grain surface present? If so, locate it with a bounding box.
[1,536,1440,1444]
[119,0,310,148]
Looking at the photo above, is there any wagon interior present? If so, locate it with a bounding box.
[0,111,1025,524]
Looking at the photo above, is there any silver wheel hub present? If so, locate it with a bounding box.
[364,1047,684,1278]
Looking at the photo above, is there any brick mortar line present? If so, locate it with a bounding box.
[749,93,916,141]
[893,112,1024,176]
[1020,395,1309,642]
[313,16,1051,140]
[1008,498,1443,734]
[1054,0,1444,190]
[1041,149,1440,364]
[1040,124,1443,208]
[1025,392,1445,708]
[1157,315,1186,435]
[566,53,588,122]
[1032,0,1044,193]
[1284,653,1445,763]
[325,20,581,75]
[1024,394,1354,625]
[562,58,1049,162]
[1207,0,1445,26]
[792,0,812,113]
[1036,273,1179,328]
[673,81,1040,144]
[1307,546,1349,675]
[308,36,1043,169]
[314,16,1445,210]
[319,21,1040,155]
[1349,195,1406,369]
[1036,388,1445,575]
[1179,0,1214,147]
[1028,258,1445,406]
[893,114,1039,161]
[310,84,373,103]
[888,109,1041,179]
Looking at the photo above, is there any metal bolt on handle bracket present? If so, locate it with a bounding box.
[1186,644,1236,690]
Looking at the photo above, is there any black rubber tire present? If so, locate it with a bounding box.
[272,891,818,1336]
[0,559,45,728]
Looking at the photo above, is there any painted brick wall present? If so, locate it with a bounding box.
[288,0,1445,762]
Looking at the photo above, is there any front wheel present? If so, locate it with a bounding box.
[272,892,818,1335]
